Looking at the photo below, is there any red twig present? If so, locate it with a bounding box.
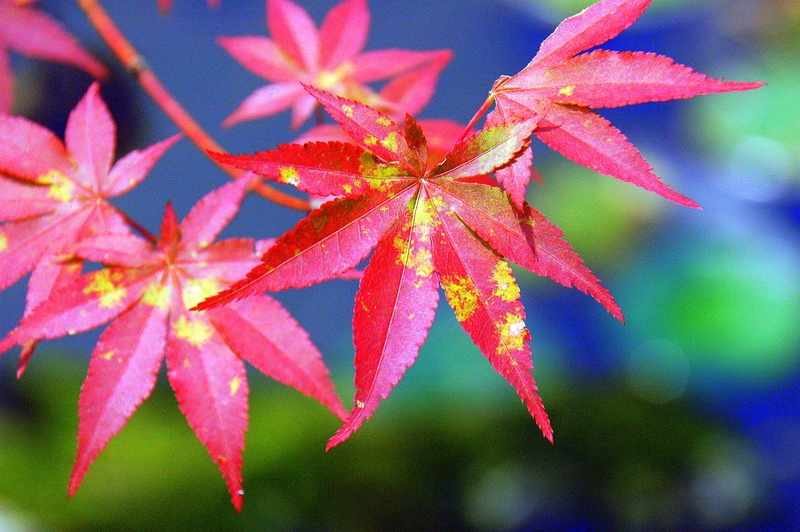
[75,0,310,211]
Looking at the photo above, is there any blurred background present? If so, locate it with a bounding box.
[1,0,797,530]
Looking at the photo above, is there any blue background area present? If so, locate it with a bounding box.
[1,0,798,530]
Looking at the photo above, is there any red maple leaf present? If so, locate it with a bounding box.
[294,119,467,209]
[485,0,764,209]
[218,0,451,128]
[200,87,624,448]
[294,118,467,173]
[0,82,179,373]
[0,0,107,113]
[0,174,347,511]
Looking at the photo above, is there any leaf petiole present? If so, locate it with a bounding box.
[459,91,496,142]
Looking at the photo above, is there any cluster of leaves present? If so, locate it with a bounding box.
[0,0,761,511]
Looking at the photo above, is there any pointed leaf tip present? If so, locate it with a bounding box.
[68,303,167,499]
[166,325,248,513]
[302,85,423,173]
[193,282,246,311]
[65,82,115,192]
[532,0,652,68]
[327,202,439,449]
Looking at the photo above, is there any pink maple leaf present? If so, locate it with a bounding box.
[0,82,179,373]
[0,174,347,511]
[294,118,467,174]
[201,88,627,449]
[219,0,451,128]
[294,118,467,208]
[488,0,764,209]
[0,0,107,114]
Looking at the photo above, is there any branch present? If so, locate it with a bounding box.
[75,0,310,211]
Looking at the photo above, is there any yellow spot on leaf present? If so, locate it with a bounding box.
[393,235,408,258]
[0,233,7,253]
[492,262,520,302]
[342,104,354,118]
[279,166,300,186]
[558,85,576,97]
[173,315,213,347]
[102,350,115,361]
[406,195,444,239]
[356,400,365,409]
[83,269,127,309]
[142,282,170,310]
[182,277,221,310]
[413,195,444,224]
[377,116,392,127]
[443,275,479,322]
[40,170,75,202]
[393,235,434,278]
[358,152,405,191]
[364,135,378,146]
[411,248,434,278]
[343,184,352,194]
[380,131,398,152]
[230,376,241,396]
[499,312,527,353]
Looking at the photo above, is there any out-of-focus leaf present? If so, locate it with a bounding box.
[219,0,451,128]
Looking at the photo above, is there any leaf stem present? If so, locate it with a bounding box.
[460,92,496,141]
[75,0,310,211]
[120,210,157,243]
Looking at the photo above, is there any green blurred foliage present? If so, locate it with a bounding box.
[622,227,800,383]
[0,349,765,531]
[691,55,800,188]
[690,0,800,186]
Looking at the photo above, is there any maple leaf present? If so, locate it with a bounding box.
[0,0,107,114]
[294,119,466,209]
[0,82,179,373]
[200,87,624,449]
[294,118,467,173]
[218,0,451,128]
[0,174,347,511]
[487,0,764,209]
